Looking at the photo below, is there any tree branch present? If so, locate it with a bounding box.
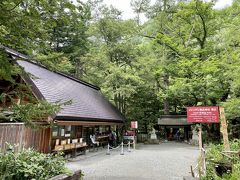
[198,13,207,49]
[5,1,22,11]
[195,3,207,49]
[186,25,195,47]
[141,34,182,57]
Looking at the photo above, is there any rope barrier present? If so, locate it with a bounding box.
[106,143,121,155]
[106,140,136,155]
[109,144,121,150]
[128,141,136,150]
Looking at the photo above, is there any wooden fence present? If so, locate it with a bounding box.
[190,148,206,178]
[0,123,50,153]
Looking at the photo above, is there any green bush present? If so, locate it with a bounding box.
[203,139,240,180]
[0,148,71,180]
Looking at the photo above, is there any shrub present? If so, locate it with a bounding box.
[202,139,240,180]
[0,147,71,180]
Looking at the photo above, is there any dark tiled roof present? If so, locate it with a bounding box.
[17,60,125,123]
[17,60,125,122]
[0,44,29,60]
[158,115,192,126]
[1,44,125,122]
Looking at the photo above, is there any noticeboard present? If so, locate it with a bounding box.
[187,106,220,123]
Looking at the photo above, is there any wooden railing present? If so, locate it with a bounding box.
[190,148,206,178]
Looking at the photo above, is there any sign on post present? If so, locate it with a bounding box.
[187,106,220,123]
[131,121,138,129]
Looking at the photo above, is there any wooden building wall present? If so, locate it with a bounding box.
[0,123,50,153]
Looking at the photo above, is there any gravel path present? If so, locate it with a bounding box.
[66,142,199,180]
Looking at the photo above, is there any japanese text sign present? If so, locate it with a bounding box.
[187,106,220,123]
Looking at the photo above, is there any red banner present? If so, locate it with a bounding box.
[187,106,220,123]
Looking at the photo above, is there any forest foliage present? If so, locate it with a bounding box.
[0,0,240,135]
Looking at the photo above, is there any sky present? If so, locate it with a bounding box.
[87,0,233,20]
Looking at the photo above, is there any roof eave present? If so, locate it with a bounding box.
[54,115,125,123]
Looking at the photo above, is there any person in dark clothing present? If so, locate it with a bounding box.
[112,131,117,147]
[108,131,114,147]
[176,130,180,141]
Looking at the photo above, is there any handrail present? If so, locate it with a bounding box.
[190,148,206,178]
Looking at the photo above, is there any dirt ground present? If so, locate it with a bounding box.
[66,142,199,180]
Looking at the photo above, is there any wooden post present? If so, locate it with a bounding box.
[198,124,203,177]
[202,148,206,176]
[219,107,230,151]
[190,165,195,177]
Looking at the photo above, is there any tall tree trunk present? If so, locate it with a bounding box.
[137,13,140,26]
[163,0,167,11]
[164,100,169,115]
[114,93,118,108]
[75,58,83,78]
[121,95,126,115]
[118,93,121,112]
[114,92,125,114]
[163,74,170,115]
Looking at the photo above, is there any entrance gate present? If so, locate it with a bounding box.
[157,115,193,141]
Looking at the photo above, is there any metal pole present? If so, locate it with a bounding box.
[198,124,203,177]
[199,123,203,150]
[120,142,124,155]
[202,148,206,176]
[128,141,131,152]
[106,143,110,155]
[133,139,136,150]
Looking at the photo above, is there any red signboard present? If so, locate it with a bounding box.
[131,121,138,129]
[187,106,220,123]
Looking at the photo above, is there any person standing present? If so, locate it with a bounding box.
[108,131,114,147]
[176,130,181,141]
[112,131,117,147]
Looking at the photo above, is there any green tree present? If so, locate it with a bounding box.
[84,5,141,115]
[130,0,150,25]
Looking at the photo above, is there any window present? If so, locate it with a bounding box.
[60,126,65,137]
[52,125,77,138]
[65,125,71,137]
[52,126,58,137]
